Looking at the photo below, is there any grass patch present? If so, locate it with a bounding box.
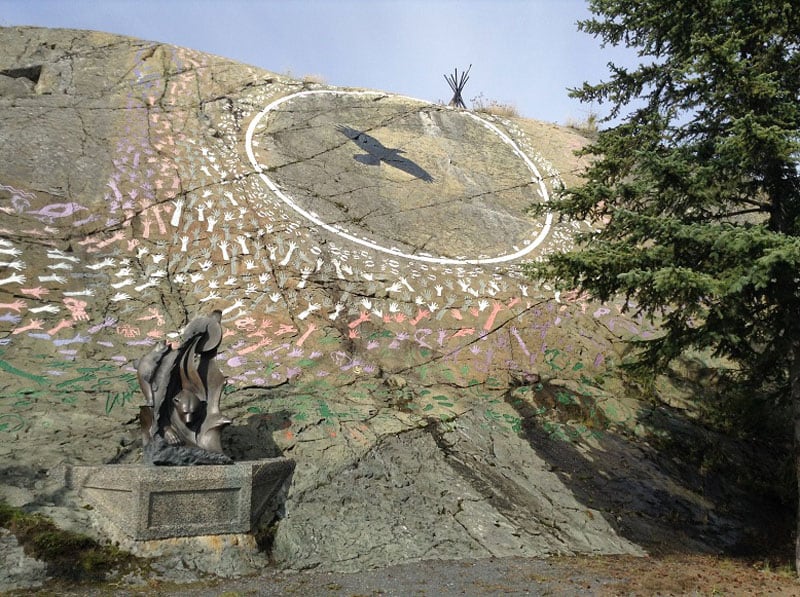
[0,501,140,582]
[564,110,600,137]
[471,93,520,118]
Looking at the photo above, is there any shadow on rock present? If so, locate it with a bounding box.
[503,381,792,557]
[336,125,434,182]
[223,409,293,461]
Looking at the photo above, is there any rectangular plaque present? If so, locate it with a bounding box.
[148,488,241,529]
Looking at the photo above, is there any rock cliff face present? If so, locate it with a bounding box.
[0,27,773,574]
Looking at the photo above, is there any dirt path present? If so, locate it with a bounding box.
[45,554,799,596]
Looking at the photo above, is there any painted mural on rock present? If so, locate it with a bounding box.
[0,29,654,456]
[8,29,776,575]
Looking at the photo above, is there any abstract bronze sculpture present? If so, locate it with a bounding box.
[136,310,232,465]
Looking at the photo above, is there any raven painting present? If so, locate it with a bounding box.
[336,125,433,183]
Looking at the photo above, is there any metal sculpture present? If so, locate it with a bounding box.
[136,310,232,465]
[445,64,471,109]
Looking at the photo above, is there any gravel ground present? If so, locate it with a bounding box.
[36,554,800,596]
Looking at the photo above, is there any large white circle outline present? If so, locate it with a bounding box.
[245,90,553,266]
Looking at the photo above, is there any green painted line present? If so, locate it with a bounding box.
[56,373,97,389]
[77,364,117,373]
[105,390,134,415]
[0,360,47,385]
[0,413,26,433]
[10,389,44,398]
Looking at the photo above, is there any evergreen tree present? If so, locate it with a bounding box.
[528,0,800,567]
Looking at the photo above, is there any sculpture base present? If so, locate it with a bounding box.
[65,459,294,541]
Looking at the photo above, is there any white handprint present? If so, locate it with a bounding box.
[87,257,116,270]
[219,240,230,261]
[279,241,297,266]
[331,259,345,280]
[399,277,414,292]
[297,266,313,289]
[46,249,79,262]
[298,301,321,320]
[221,298,245,315]
[37,274,63,284]
[111,278,133,289]
[29,304,60,314]
[235,235,250,255]
[170,198,184,227]
[329,303,345,320]
[0,274,25,286]
[135,279,158,292]
[0,260,25,271]
[63,288,94,297]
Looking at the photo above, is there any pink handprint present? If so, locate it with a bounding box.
[63,298,89,321]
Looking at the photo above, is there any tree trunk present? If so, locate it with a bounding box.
[792,341,800,575]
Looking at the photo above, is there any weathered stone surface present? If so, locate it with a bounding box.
[0,529,48,593]
[0,26,783,585]
[274,413,642,572]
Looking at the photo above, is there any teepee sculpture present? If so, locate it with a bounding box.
[444,64,471,109]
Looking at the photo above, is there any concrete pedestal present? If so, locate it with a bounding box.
[65,459,294,540]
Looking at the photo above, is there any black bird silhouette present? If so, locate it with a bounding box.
[336,125,433,183]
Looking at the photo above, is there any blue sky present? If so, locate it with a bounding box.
[0,0,637,125]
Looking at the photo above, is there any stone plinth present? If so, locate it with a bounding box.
[65,459,294,540]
